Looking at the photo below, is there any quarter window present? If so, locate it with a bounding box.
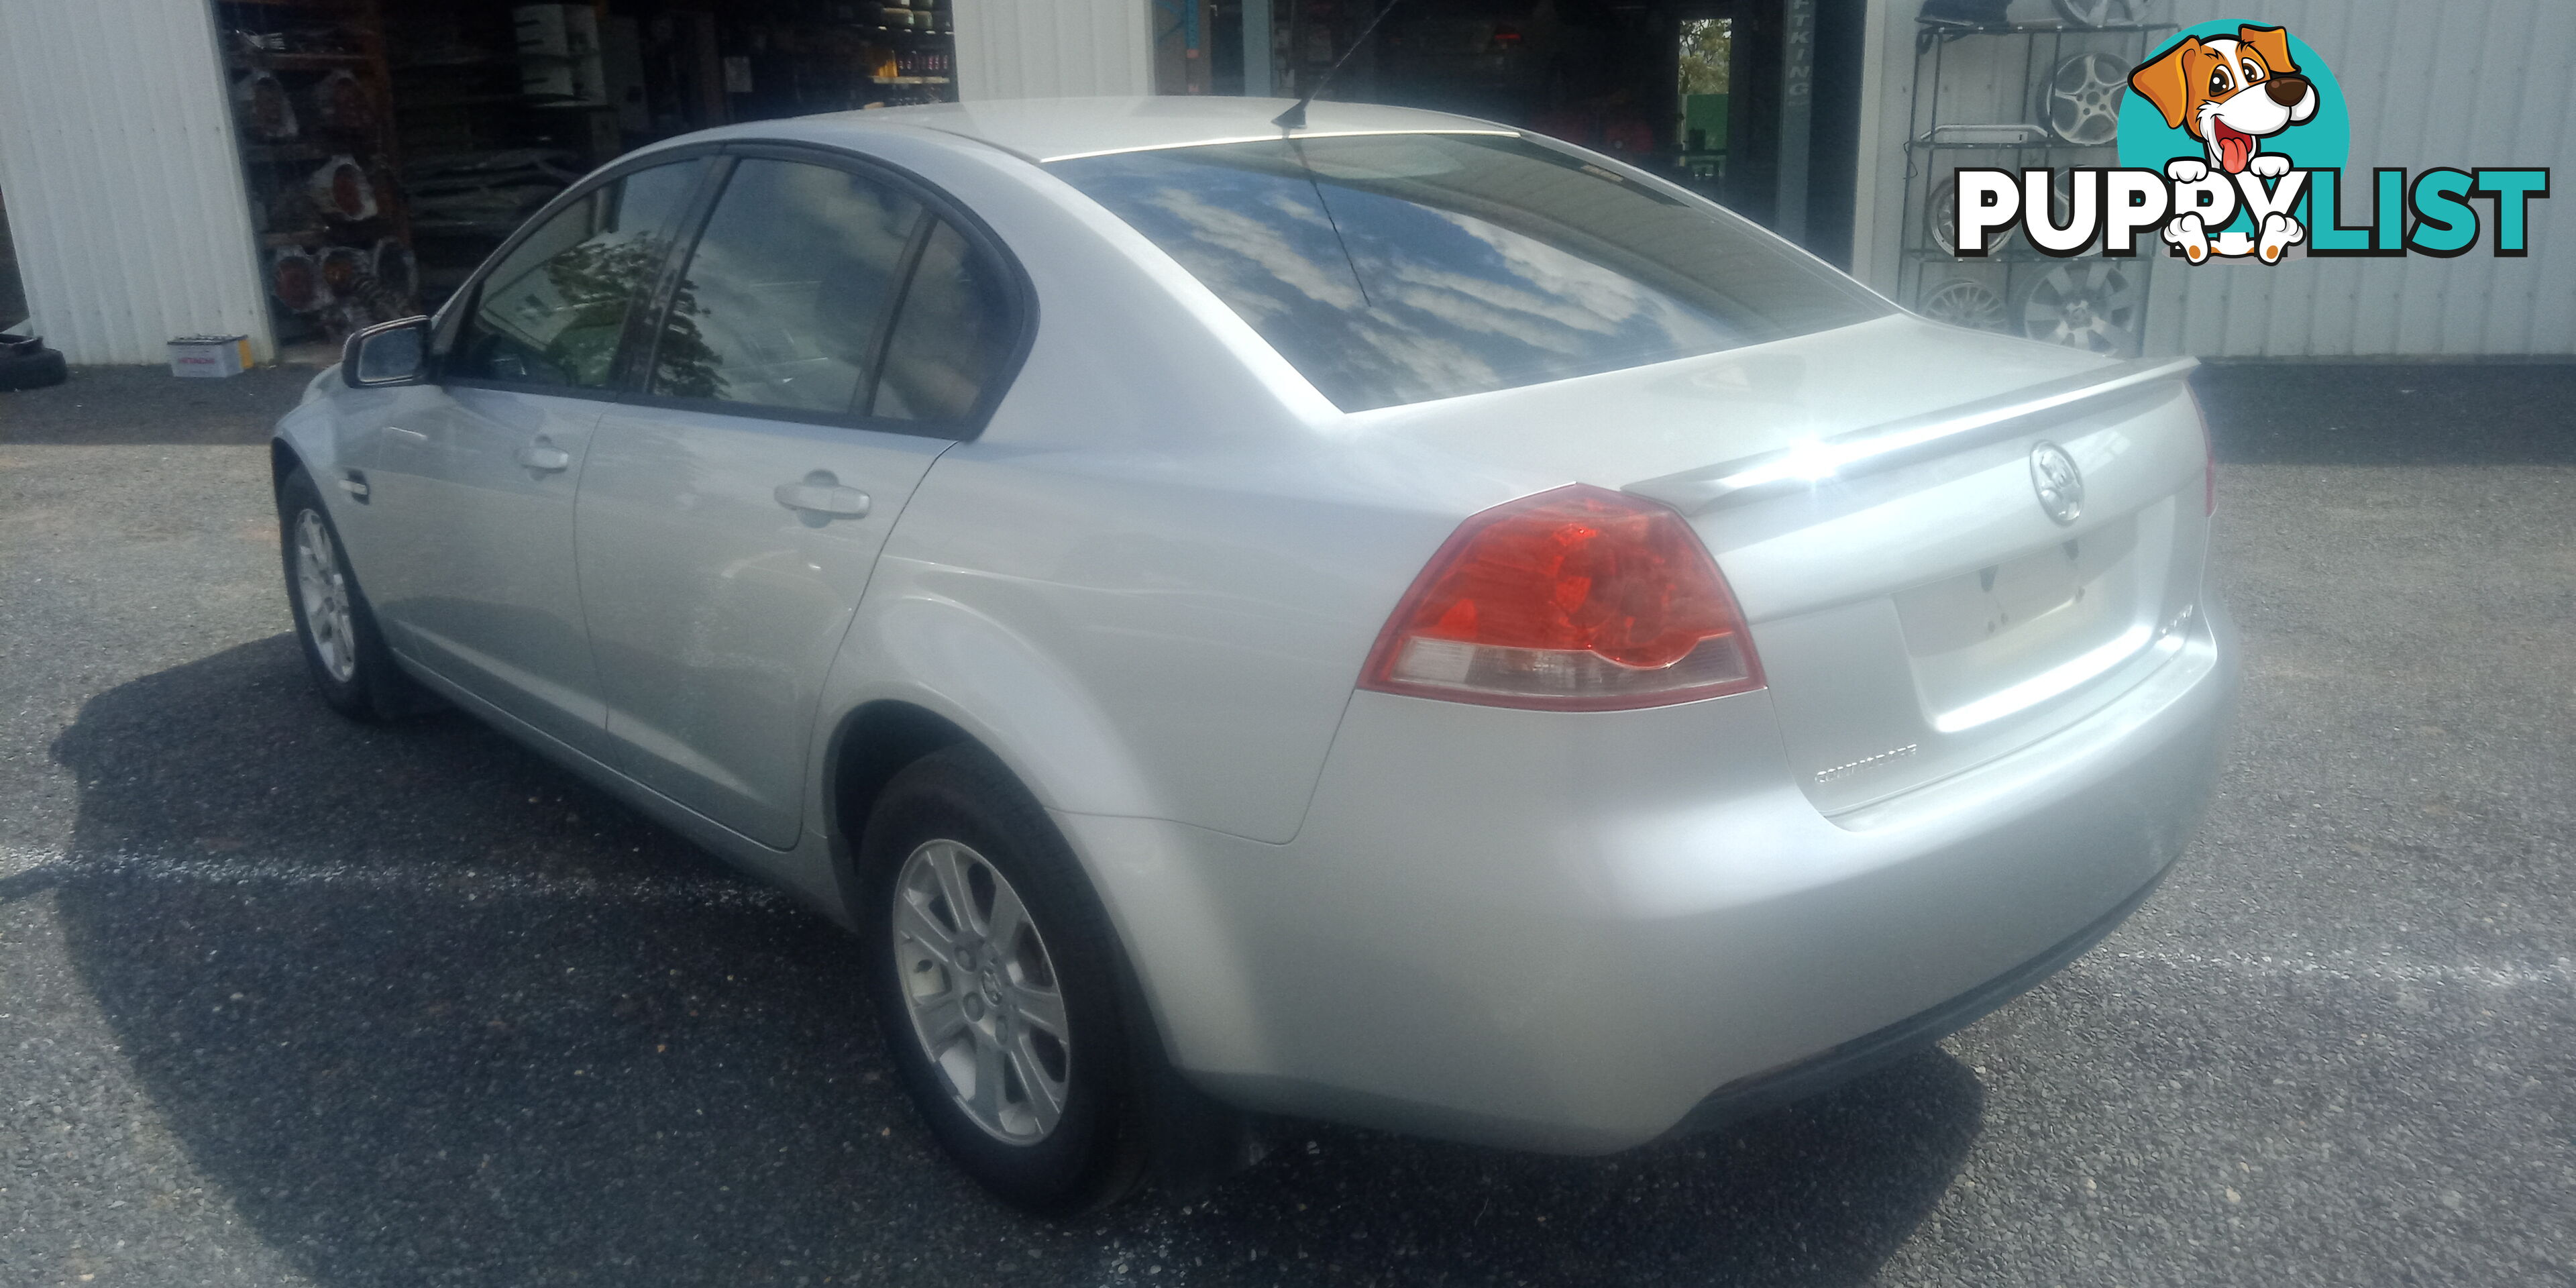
[447,162,700,390]
[870,219,1013,423]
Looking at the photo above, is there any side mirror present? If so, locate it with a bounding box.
[342,316,432,388]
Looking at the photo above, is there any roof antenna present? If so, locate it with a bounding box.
[1274,0,1410,130]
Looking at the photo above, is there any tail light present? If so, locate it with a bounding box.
[1490,24,1523,46]
[1360,484,1764,711]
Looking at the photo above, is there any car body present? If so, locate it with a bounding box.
[274,96,2235,1205]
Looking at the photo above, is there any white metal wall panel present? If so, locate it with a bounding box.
[953,0,1153,101]
[2140,0,2575,358]
[1854,0,2573,358]
[0,0,272,364]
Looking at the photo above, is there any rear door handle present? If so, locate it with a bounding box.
[774,474,871,520]
[516,442,573,472]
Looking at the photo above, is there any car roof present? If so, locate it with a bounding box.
[797,95,1519,164]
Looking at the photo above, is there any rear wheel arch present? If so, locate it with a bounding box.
[824,700,975,879]
[816,682,1161,896]
[855,742,1153,1211]
[825,705,1261,1203]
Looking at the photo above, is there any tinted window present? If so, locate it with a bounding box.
[1049,134,1891,411]
[871,220,1012,423]
[448,162,699,389]
[650,158,923,413]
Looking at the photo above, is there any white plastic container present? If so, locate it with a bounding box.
[168,335,252,378]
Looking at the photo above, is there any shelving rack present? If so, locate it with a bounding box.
[217,0,964,338]
[1900,9,2174,354]
[215,0,415,343]
[843,5,959,107]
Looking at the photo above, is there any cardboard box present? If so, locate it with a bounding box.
[168,335,252,378]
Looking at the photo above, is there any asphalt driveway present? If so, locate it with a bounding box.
[3,360,2571,1287]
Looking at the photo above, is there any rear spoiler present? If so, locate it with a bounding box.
[1623,355,2198,515]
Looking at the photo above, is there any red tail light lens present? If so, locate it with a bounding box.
[1491,24,1523,44]
[1360,484,1764,711]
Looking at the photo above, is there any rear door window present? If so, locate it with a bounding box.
[648,158,924,414]
[1049,133,1891,411]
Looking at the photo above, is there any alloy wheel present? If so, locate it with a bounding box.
[891,839,1073,1144]
[294,509,358,684]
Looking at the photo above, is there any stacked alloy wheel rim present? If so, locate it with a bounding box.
[2020,261,2146,355]
[2052,0,2147,29]
[1921,278,2010,332]
[2036,51,2131,145]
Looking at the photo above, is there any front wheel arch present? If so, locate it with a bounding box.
[270,437,307,497]
[274,465,436,720]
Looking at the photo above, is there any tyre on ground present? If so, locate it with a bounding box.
[276,465,435,720]
[0,339,67,391]
[860,744,1150,1214]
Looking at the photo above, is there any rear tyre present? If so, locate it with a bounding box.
[861,745,1147,1215]
[277,466,433,721]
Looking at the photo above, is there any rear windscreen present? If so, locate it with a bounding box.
[1048,133,1891,411]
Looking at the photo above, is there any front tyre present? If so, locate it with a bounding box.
[277,466,431,721]
[861,746,1146,1214]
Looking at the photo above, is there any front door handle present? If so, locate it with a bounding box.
[774,472,871,521]
[383,425,427,443]
[516,441,572,472]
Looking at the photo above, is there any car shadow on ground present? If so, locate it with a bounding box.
[28,635,1984,1286]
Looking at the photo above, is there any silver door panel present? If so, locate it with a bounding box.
[366,384,610,755]
[576,404,949,849]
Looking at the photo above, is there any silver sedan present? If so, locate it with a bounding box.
[275,97,2235,1213]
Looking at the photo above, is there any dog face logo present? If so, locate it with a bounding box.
[2121,23,2324,263]
[2128,25,2319,177]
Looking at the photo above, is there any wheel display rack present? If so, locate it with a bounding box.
[1900,3,2176,356]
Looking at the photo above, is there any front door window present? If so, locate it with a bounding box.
[447,161,702,390]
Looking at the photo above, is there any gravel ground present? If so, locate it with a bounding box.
[2,360,2571,1287]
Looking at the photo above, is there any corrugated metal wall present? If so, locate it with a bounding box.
[954,0,1153,101]
[2143,0,2573,357]
[1856,0,2574,358]
[0,0,274,364]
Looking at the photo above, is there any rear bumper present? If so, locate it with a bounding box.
[1668,861,2166,1137]
[1057,597,2237,1154]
